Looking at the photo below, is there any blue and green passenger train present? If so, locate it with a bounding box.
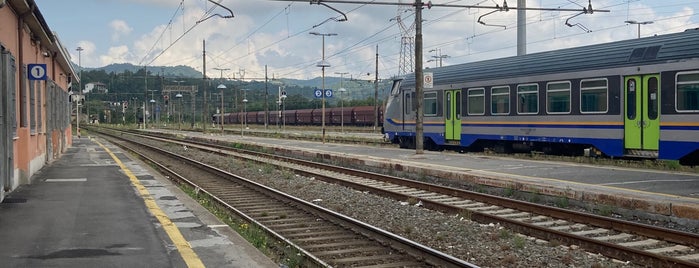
[383,28,699,165]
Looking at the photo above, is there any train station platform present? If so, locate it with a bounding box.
[0,137,277,267]
[145,128,699,224]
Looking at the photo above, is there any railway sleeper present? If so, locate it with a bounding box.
[302,240,373,249]
[618,239,660,248]
[645,245,691,254]
[283,230,349,239]
[482,208,517,215]
[468,205,501,212]
[549,223,587,231]
[294,234,358,243]
[331,254,416,265]
[275,226,336,234]
[570,228,610,236]
[532,219,568,227]
[312,246,387,257]
[499,212,532,219]
[455,202,486,208]
[677,253,699,261]
[592,233,634,242]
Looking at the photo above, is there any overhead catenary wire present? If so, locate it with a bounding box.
[138,0,186,67]
[139,0,234,68]
[137,0,699,81]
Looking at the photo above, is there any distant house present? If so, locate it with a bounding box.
[84,82,108,94]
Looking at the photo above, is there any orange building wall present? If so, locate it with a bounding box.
[1,1,74,191]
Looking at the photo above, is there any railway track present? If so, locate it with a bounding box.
[97,129,476,268]
[102,128,699,268]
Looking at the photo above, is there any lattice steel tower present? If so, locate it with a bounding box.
[397,1,416,76]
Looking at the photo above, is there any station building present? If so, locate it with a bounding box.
[1,0,77,202]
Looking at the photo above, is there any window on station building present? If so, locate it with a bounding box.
[676,72,699,112]
[546,81,571,114]
[20,65,28,128]
[467,88,485,115]
[1,49,18,138]
[517,84,539,114]
[424,92,438,116]
[30,80,37,134]
[491,86,510,115]
[580,78,608,113]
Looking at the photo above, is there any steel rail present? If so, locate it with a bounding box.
[124,129,699,268]
[97,129,479,268]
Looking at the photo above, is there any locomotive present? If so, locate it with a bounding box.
[383,29,699,165]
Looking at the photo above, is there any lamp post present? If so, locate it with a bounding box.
[281,94,287,129]
[75,46,83,136]
[338,87,347,133]
[277,86,285,129]
[243,98,248,127]
[217,84,226,134]
[130,97,138,126]
[168,80,183,123]
[625,20,653,39]
[175,93,183,130]
[240,88,248,136]
[148,89,157,128]
[335,72,348,133]
[149,99,156,128]
[310,31,337,144]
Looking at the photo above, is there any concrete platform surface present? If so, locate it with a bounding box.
[0,137,277,268]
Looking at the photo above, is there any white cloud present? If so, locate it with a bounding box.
[61,1,699,78]
[110,20,133,42]
[100,45,132,66]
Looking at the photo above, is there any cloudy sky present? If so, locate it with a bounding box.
[35,0,699,80]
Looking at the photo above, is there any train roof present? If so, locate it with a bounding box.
[401,28,699,87]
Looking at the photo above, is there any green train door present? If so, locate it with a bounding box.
[445,90,462,142]
[624,75,660,151]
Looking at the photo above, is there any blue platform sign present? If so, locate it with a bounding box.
[28,64,47,80]
[314,89,333,98]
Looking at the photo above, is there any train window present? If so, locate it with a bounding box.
[643,46,661,60]
[546,81,571,114]
[580,79,608,113]
[628,47,647,62]
[424,92,438,116]
[404,92,412,115]
[455,91,462,119]
[626,78,637,120]
[446,92,452,120]
[517,84,539,115]
[467,88,485,115]
[491,86,510,115]
[391,79,402,96]
[676,72,699,112]
[647,77,658,120]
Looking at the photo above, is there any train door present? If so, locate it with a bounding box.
[624,74,660,151]
[445,89,462,142]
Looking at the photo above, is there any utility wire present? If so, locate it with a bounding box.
[140,0,221,67]
[138,1,185,66]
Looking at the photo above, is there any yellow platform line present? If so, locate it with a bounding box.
[95,140,205,268]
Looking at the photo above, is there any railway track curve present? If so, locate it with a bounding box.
[97,129,477,268]
[101,128,699,268]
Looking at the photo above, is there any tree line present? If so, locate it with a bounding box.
[77,68,391,124]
